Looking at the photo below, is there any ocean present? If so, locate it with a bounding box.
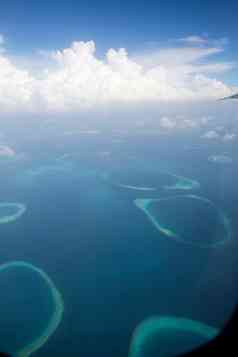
[0,119,237,357]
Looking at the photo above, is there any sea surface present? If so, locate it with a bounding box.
[0,118,238,356]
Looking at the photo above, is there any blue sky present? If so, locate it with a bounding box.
[1,0,237,55]
[0,0,237,114]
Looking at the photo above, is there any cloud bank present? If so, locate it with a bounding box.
[0,35,236,113]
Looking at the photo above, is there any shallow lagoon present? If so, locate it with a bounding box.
[0,261,63,356]
[103,167,200,192]
[135,195,232,247]
[0,203,26,224]
[129,316,219,357]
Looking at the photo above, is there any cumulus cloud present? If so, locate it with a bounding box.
[201,130,236,141]
[0,144,16,157]
[0,37,235,113]
[223,133,236,141]
[0,56,35,111]
[201,130,220,139]
[200,116,214,125]
[159,116,177,129]
[159,114,211,131]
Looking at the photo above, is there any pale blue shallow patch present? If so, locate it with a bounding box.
[0,202,26,224]
[129,316,219,357]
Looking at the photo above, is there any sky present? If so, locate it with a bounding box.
[0,0,237,114]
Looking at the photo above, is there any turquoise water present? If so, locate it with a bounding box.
[0,125,237,356]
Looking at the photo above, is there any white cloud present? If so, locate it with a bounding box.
[201,129,237,141]
[0,38,235,113]
[134,47,235,78]
[200,116,214,125]
[223,133,236,141]
[192,62,235,74]
[178,35,229,48]
[181,119,198,128]
[159,115,206,130]
[179,35,209,45]
[159,116,177,129]
[0,56,35,111]
[201,130,220,139]
[0,145,16,157]
[134,46,223,67]
[134,40,235,77]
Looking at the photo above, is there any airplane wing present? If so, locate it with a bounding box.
[220,93,238,100]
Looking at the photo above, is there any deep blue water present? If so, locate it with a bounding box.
[0,126,238,356]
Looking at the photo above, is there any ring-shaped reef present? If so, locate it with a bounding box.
[0,261,64,357]
[208,155,233,164]
[134,194,232,247]
[102,168,200,192]
[129,316,219,357]
[0,202,26,224]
